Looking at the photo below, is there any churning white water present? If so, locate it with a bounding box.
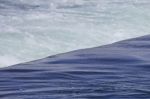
[0,0,150,67]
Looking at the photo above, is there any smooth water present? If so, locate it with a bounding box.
[1,0,150,67]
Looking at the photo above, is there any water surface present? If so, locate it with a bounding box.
[0,35,150,98]
[1,0,150,67]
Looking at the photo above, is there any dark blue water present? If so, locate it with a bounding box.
[0,35,150,99]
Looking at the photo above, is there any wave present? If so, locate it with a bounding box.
[0,35,150,98]
[0,0,150,67]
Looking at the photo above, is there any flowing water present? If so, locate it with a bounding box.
[0,0,150,67]
[0,35,150,98]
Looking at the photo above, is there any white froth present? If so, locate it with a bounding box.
[0,0,150,67]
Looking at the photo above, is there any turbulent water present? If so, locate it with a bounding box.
[0,35,150,98]
[1,0,150,67]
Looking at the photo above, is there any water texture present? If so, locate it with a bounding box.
[0,35,150,99]
[1,0,150,67]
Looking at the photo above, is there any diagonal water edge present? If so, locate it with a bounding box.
[1,0,150,67]
[0,34,150,99]
[0,34,149,69]
[2,34,150,69]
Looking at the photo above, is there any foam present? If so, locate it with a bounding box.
[0,0,150,67]
[0,55,20,67]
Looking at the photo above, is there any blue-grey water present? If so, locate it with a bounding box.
[0,35,150,99]
[0,0,150,98]
[1,0,150,67]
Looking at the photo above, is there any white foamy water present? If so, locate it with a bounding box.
[0,0,150,67]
